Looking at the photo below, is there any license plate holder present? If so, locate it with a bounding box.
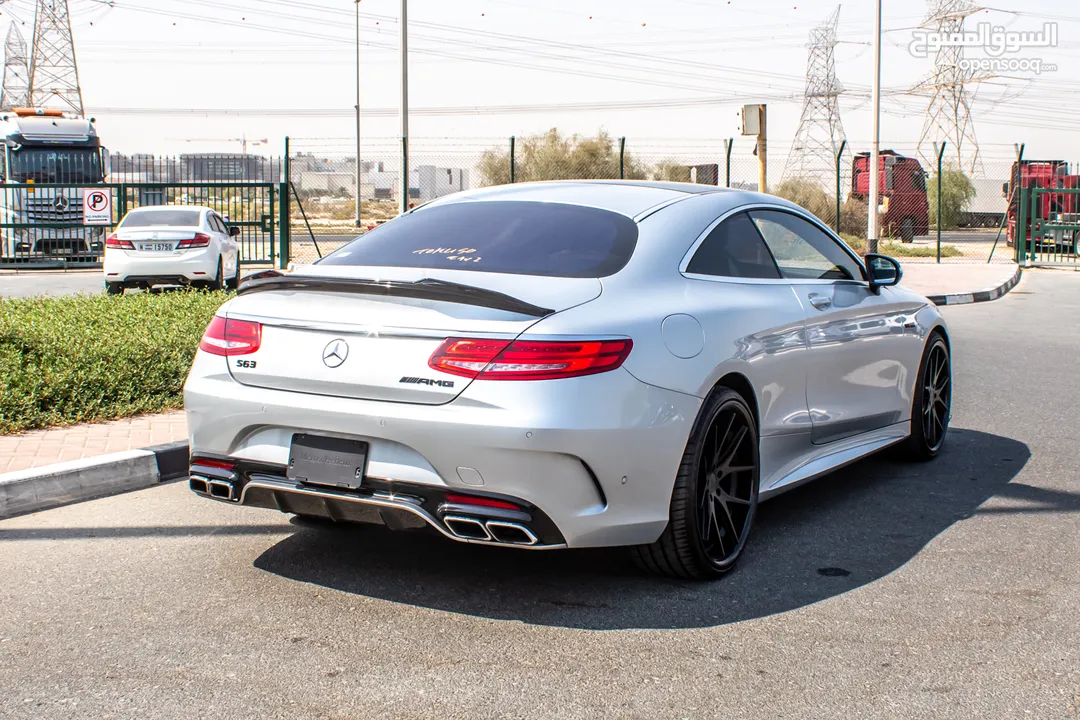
[287,434,368,490]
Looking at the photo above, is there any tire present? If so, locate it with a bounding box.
[207,258,224,291]
[104,281,124,296]
[225,263,240,291]
[901,217,916,243]
[902,333,951,461]
[631,387,760,580]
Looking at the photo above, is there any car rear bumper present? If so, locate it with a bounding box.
[103,248,217,283]
[183,352,701,548]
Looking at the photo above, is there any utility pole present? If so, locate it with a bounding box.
[741,104,767,193]
[782,6,849,190]
[914,0,984,175]
[0,25,30,111]
[28,0,84,116]
[399,0,410,216]
[867,0,882,255]
[757,104,767,194]
[355,0,362,228]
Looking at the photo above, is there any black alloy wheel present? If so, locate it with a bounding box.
[633,387,759,580]
[904,334,951,461]
[697,403,757,567]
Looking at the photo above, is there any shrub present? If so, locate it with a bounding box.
[838,232,962,258]
[929,165,977,229]
[774,177,837,226]
[0,290,228,434]
[477,129,648,185]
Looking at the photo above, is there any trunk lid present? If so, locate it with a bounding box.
[116,227,201,252]
[224,266,602,404]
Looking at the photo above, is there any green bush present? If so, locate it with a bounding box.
[0,290,228,434]
[774,177,837,226]
[929,165,977,230]
[478,129,648,185]
[839,233,962,258]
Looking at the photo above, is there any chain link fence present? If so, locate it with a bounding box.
[287,135,1030,266]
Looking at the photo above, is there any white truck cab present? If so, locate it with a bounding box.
[0,108,109,261]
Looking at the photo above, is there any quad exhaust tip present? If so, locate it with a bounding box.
[443,515,538,546]
[190,475,235,502]
[485,520,539,546]
[443,515,491,541]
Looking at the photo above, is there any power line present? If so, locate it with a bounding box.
[783,6,849,188]
[0,22,29,109]
[28,0,84,115]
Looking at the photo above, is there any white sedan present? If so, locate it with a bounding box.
[103,205,241,294]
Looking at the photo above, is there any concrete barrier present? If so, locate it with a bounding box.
[0,442,188,518]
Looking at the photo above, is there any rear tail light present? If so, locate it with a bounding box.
[428,337,633,381]
[199,316,262,356]
[177,233,211,249]
[105,234,134,249]
[445,493,521,511]
[190,457,235,471]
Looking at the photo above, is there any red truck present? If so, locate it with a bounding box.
[1004,160,1080,250]
[851,151,930,243]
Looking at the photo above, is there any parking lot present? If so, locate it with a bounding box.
[1,270,1078,719]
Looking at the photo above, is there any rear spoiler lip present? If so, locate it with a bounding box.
[236,271,555,318]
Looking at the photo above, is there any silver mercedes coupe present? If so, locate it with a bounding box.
[184,181,951,579]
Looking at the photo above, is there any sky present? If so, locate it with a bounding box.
[0,0,1076,176]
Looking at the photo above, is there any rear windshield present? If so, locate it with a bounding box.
[121,210,202,228]
[318,200,639,278]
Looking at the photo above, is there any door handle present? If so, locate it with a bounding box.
[808,294,832,310]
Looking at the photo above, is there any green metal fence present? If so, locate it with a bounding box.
[1015,186,1080,267]
[0,180,289,268]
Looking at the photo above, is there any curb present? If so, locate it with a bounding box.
[0,441,188,519]
[925,265,1022,306]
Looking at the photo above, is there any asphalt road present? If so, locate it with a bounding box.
[1,270,1079,719]
[0,270,105,298]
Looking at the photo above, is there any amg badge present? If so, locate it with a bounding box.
[400,376,455,388]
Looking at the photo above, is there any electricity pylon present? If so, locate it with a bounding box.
[27,0,84,115]
[914,0,984,176]
[782,6,849,190]
[0,24,30,111]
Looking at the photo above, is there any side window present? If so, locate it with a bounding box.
[749,210,863,282]
[913,171,927,192]
[686,212,780,279]
[209,215,225,233]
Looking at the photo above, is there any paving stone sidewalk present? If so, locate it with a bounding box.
[0,412,187,475]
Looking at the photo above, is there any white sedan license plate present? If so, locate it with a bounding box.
[138,242,173,252]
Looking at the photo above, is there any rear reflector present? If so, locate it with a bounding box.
[429,337,633,381]
[199,316,262,356]
[105,234,134,250]
[445,493,521,511]
[191,457,235,470]
[177,233,211,249]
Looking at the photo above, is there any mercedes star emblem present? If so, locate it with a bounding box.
[322,339,349,368]
[53,195,68,211]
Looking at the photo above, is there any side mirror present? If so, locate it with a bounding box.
[865,253,902,292]
[229,225,241,237]
[1002,182,1010,197]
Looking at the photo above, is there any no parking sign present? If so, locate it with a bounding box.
[83,189,112,225]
